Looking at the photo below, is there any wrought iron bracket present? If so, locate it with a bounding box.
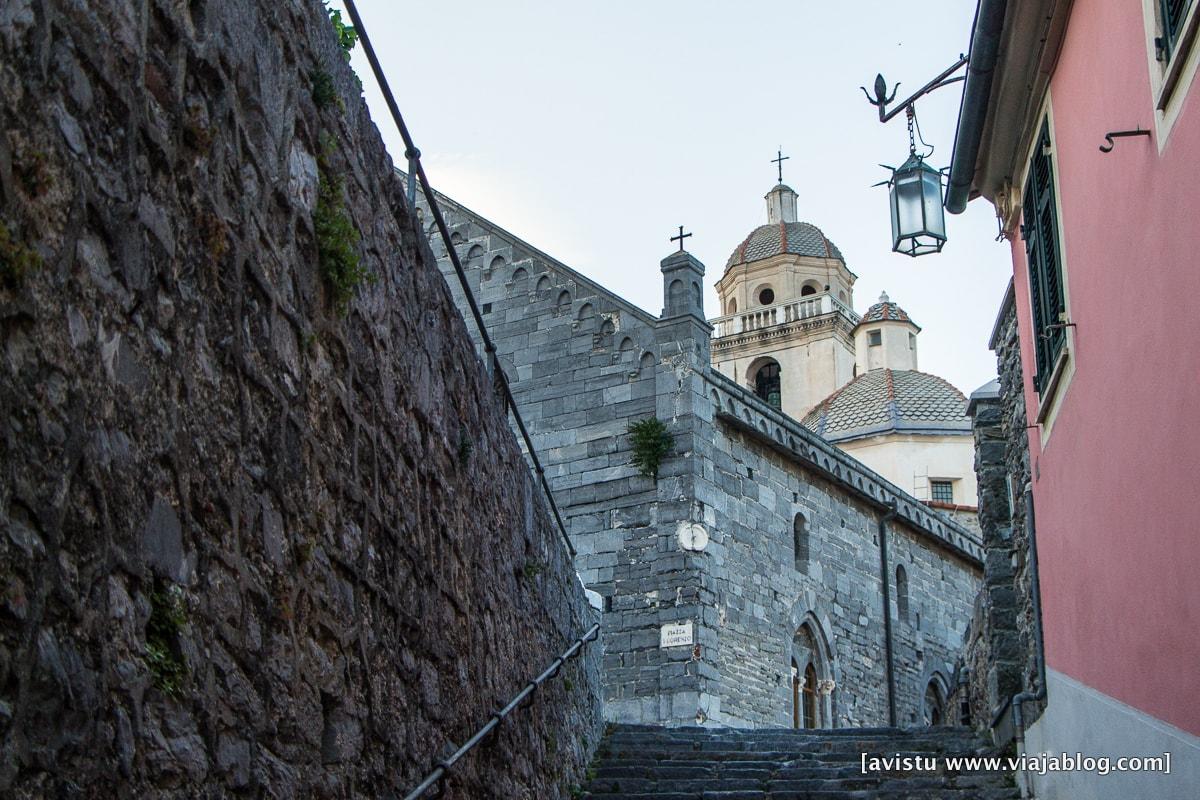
[862,55,969,123]
[1099,128,1151,153]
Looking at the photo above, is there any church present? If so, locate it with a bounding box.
[709,181,978,528]
[413,169,984,729]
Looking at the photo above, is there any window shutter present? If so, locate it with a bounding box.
[1022,122,1067,392]
[1162,0,1193,57]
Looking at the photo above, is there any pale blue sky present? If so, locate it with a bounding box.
[335,1,1011,395]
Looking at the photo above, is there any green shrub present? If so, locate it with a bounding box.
[145,585,188,697]
[628,417,673,481]
[313,141,370,312]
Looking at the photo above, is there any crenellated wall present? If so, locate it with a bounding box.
[0,2,600,797]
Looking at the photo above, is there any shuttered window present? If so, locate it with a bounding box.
[1159,0,1195,61]
[1022,121,1067,393]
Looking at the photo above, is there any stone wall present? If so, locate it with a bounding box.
[421,190,983,729]
[0,1,600,797]
[954,283,1042,740]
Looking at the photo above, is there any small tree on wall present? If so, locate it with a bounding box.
[628,417,673,482]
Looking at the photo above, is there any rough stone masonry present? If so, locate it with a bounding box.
[0,1,600,797]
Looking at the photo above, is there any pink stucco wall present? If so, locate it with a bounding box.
[1008,0,1200,736]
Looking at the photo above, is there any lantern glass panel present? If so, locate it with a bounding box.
[921,167,945,238]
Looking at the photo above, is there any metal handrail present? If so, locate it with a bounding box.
[340,0,574,557]
[401,622,601,800]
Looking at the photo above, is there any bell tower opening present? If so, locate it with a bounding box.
[752,359,782,409]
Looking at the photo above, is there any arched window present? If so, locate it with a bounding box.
[793,512,809,573]
[800,284,817,297]
[728,298,738,314]
[754,361,782,409]
[896,564,909,622]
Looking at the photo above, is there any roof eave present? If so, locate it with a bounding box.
[947,0,1074,212]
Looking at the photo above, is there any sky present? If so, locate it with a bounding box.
[333,0,1013,395]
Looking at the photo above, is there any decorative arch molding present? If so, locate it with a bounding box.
[917,663,954,726]
[785,597,841,728]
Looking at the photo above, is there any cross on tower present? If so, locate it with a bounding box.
[772,147,790,184]
[670,225,692,252]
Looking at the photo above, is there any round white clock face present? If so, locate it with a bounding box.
[677,522,709,552]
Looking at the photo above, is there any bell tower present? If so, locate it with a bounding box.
[710,175,859,421]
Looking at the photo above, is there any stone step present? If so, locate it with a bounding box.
[581,725,1017,799]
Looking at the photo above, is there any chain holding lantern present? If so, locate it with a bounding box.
[862,56,967,257]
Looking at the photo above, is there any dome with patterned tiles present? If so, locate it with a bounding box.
[856,291,921,331]
[725,183,844,269]
[801,369,970,443]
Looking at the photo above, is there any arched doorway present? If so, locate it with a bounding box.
[922,676,947,726]
[791,621,833,728]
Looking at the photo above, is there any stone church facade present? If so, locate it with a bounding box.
[414,182,983,730]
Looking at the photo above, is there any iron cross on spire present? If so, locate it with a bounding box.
[670,225,692,252]
[772,147,790,184]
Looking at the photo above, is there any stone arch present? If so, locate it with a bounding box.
[536,274,551,293]
[800,280,821,296]
[556,289,572,313]
[465,244,485,267]
[921,671,951,726]
[667,279,686,311]
[727,298,738,314]
[489,255,507,272]
[786,607,837,729]
[511,267,529,294]
[746,356,782,410]
[577,302,594,321]
[691,281,702,308]
[638,351,655,371]
[450,230,465,245]
[711,389,721,411]
[595,318,615,349]
[618,336,635,352]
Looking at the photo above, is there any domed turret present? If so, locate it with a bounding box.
[853,291,921,373]
[725,185,845,270]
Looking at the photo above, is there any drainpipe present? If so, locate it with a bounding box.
[945,0,1009,214]
[878,501,899,727]
[1011,486,1047,747]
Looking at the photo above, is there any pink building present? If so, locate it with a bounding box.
[948,0,1200,797]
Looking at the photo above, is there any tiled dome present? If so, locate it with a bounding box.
[857,291,919,329]
[725,221,844,269]
[801,369,969,443]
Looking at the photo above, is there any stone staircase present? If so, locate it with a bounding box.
[579,724,1020,799]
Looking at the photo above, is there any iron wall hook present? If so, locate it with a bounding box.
[1099,128,1151,153]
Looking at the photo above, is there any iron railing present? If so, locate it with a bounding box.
[339,0,573,557]
[401,622,601,800]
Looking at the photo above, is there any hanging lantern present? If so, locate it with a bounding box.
[889,152,947,257]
